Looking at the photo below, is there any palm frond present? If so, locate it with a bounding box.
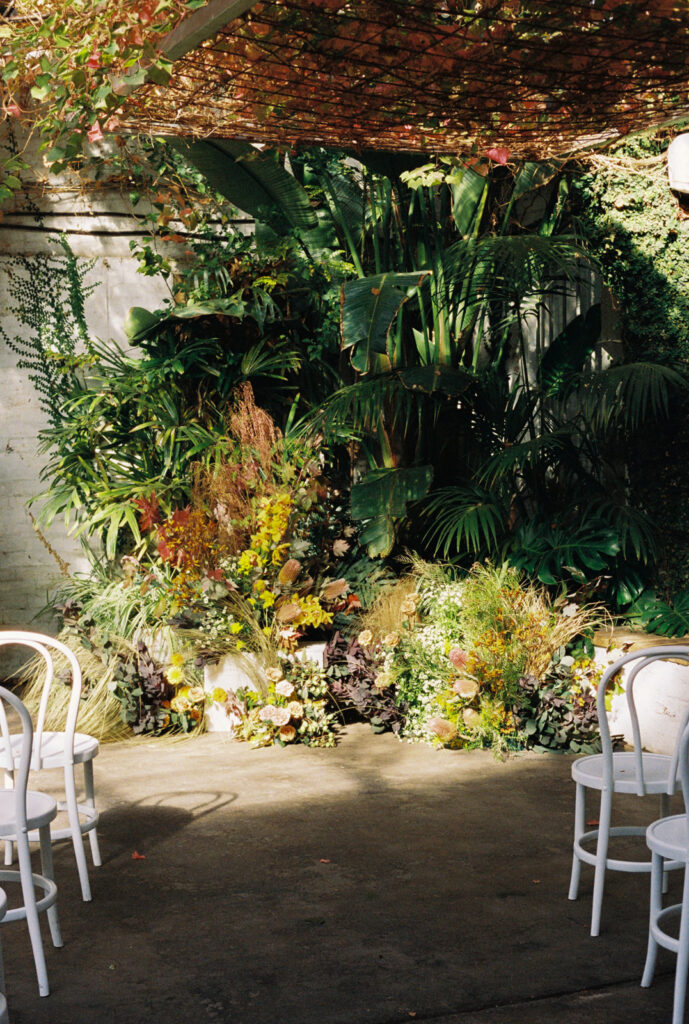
[574,362,688,432]
[422,485,508,558]
[309,365,474,439]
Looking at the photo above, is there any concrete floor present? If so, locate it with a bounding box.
[1,724,684,1024]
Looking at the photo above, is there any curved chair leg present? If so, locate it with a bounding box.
[3,773,12,869]
[642,850,663,988]
[672,866,689,1024]
[38,825,62,949]
[568,781,585,901]
[83,761,101,867]
[63,766,92,902]
[660,794,671,895]
[590,788,613,937]
[15,832,50,997]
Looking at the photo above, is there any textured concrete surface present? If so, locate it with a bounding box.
[0,724,683,1023]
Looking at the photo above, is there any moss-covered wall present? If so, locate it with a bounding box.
[571,135,689,595]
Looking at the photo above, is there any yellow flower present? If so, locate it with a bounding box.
[252,579,266,593]
[230,621,244,634]
[170,652,184,667]
[260,590,276,607]
[167,666,184,685]
[211,687,228,703]
[171,695,191,713]
[236,640,246,651]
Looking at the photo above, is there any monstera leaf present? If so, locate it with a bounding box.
[341,272,430,373]
[351,465,433,557]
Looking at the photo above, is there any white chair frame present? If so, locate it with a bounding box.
[0,685,61,997]
[642,718,689,1023]
[0,632,101,902]
[569,646,689,936]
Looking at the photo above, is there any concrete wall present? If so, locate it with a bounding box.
[0,156,171,630]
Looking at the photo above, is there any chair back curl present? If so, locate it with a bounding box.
[596,646,689,797]
[0,632,83,770]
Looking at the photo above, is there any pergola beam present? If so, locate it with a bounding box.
[162,0,261,61]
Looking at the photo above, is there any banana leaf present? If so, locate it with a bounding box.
[341,272,430,372]
[167,138,318,231]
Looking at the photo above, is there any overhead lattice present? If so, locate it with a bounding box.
[120,0,689,158]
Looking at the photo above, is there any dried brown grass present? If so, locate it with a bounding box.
[193,382,285,552]
[359,576,420,641]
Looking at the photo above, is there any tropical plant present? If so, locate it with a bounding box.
[421,352,685,605]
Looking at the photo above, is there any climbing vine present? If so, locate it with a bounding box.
[0,235,97,427]
[571,133,689,594]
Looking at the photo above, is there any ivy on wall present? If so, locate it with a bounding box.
[571,134,689,595]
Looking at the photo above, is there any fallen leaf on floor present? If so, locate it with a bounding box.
[586,820,599,826]
[131,851,146,860]
[319,858,331,863]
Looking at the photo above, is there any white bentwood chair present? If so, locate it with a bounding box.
[0,632,101,902]
[568,646,689,936]
[642,718,689,1023]
[0,885,9,1023]
[0,685,61,997]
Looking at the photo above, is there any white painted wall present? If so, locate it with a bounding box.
[0,149,171,631]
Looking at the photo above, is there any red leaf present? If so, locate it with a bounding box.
[131,851,146,860]
[87,121,104,143]
[485,146,510,165]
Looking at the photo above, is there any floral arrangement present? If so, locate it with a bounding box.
[231,657,338,748]
[360,562,600,754]
[122,386,355,666]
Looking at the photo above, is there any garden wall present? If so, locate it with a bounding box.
[0,154,171,632]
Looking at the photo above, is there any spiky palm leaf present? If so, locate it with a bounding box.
[309,365,474,439]
[422,485,508,558]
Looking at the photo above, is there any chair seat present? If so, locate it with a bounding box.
[6,731,98,769]
[572,751,673,794]
[647,813,689,861]
[0,790,57,836]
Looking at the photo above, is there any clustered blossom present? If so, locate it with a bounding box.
[233,658,337,749]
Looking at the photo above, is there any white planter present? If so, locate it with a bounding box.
[202,643,326,733]
[600,647,689,754]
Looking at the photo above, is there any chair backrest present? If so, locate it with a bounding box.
[0,685,33,834]
[597,645,689,796]
[0,631,83,768]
